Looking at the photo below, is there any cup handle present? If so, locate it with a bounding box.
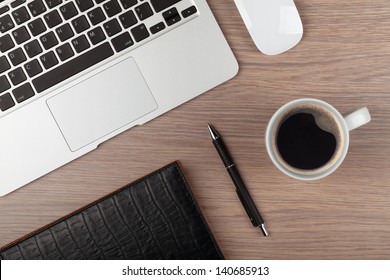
[343,107,371,132]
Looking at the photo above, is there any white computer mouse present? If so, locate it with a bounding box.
[234,0,303,55]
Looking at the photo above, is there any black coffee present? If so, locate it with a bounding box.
[277,113,337,170]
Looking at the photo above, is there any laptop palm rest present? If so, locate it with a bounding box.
[47,57,158,152]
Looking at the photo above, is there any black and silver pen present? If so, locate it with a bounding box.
[208,124,268,236]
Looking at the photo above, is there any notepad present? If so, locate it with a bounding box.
[0,162,223,260]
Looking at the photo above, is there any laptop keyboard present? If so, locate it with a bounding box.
[0,0,198,114]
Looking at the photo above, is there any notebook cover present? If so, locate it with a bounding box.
[0,162,224,260]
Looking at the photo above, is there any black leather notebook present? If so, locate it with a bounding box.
[0,162,223,260]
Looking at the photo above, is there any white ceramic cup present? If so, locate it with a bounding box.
[265,98,371,180]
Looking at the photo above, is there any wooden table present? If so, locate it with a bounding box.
[1,0,389,259]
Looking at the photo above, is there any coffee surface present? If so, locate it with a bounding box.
[277,113,337,170]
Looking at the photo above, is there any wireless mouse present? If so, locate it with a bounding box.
[234,0,303,55]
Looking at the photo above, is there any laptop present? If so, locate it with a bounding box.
[0,0,238,196]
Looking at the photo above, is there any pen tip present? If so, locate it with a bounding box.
[260,224,269,237]
[207,124,219,140]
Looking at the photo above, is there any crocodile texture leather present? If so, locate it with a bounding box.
[0,162,223,260]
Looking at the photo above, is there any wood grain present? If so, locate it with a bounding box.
[1,0,389,259]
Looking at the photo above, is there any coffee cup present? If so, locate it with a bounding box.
[265,98,371,180]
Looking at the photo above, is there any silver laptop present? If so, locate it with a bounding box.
[0,0,238,196]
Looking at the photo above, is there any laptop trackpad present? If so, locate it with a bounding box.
[47,58,158,151]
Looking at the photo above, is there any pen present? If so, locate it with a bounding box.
[207,124,268,236]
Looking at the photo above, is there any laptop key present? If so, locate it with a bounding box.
[72,34,90,53]
[0,56,11,74]
[28,0,47,17]
[8,67,27,86]
[103,0,122,18]
[163,7,181,26]
[0,93,15,112]
[12,6,31,25]
[111,32,133,52]
[12,26,31,44]
[0,75,11,93]
[24,39,43,58]
[8,47,27,66]
[11,1,27,9]
[182,5,197,18]
[0,34,15,52]
[87,7,106,26]
[72,15,90,34]
[0,6,10,17]
[119,10,137,29]
[131,23,149,42]
[150,22,165,34]
[56,42,74,61]
[0,14,15,33]
[40,31,59,50]
[75,0,94,12]
[59,2,78,20]
[28,18,47,36]
[150,0,181,13]
[24,59,43,78]
[12,83,35,103]
[87,26,106,45]
[40,51,58,69]
[120,0,137,9]
[134,2,153,21]
[56,23,74,41]
[44,10,63,28]
[103,18,121,37]
[44,0,63,9]
[33,42,114,93]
